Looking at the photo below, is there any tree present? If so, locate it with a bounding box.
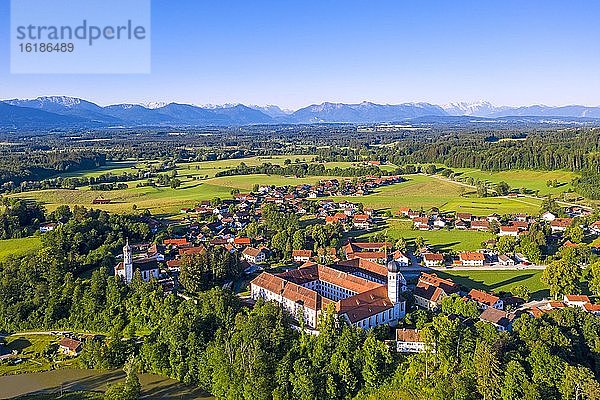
[425,164,437,175]
[497,236,516,255]
[501,360,529,400]
[495,181,510,196]
[474,341,501,400]
[361,333,392,389]
[511,284,530,301]
[104,357,141,400]
[477,184,489,198]
[565,225,585,244]
[542,259,582,298]
[560,364,597,400]
[588,260,600,297]
[395,237,408,253]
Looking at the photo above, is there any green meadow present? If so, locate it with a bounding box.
[335,174,542,215]
[361,219,493,252]
[437,269,548,298]
[450,168,579,196]
[10,157,568,218]
[0,237,42,260]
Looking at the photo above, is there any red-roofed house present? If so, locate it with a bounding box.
[459,251,485,267]
[413,272,459,310]
[292,250,313,263]
[468,289,503,310]
[242,247,267,264]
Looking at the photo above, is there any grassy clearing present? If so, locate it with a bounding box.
[0,237,42,260]
[361,220,493,252]
[334,175,541,215]
[57,161,149,179]
[436,269,548,298]
[0,334,79,376]
[451,168,578,196]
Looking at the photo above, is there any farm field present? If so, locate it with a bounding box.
[450,168,579,197]
[0,334,67,376]
[361,219,494,252]
[0,237,42,260]
[334,174,542,215]
[57,161,148,179]
[15,169,543,217]
[13,174,337,215]
[436,269,549,299]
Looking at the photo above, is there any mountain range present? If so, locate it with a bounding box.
[1,96,600,129]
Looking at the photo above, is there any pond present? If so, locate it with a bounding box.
[0,369,214,399]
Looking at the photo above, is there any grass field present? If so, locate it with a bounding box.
[437,269,548,298]
[14,171,544,217]
[361,220,493,252]
[11,156,569,218]
[451,168,579,197]
[334,175,542,215]
[0,334,75,376]
[13,174,334,215]
[0,237,42,260]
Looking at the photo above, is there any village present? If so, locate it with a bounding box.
[27,173,600,362]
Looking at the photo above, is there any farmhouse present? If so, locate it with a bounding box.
[422,252,444,268]
[413,272,460,310]
[392,250,410,267]
[250,261,406,329]
[563,294,591,309]
[456,212,472,222]
[242,247,267,264]
[395,328,428,353]
[498,254,515,267]
[550,218,573,233]
[498,225,519,237]
[459,251,485,267]
[541,212,556,222]
[470,220,490,231]
[58,338,82,356]
[479,308,516,331]
[343,242,391,264]
[413,217,430,230]
[352,214,371,230]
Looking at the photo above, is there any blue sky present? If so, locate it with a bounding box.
[1,0,599,109]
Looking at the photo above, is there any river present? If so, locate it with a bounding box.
[0,369,215,399]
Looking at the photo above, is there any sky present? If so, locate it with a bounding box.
[1,0,599,109]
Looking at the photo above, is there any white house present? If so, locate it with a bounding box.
[468,289,503,310]
[395,328,429,353]
[498,254,515,267]
[242,247,267,264]
[459,251,485,267]
[392,250,410,267]
[541,212,556,222]
[422,253,444,267]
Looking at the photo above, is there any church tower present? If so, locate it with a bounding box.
[386,260,400,304]
[123,239,133,284]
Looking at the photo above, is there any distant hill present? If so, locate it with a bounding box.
[290,101,447,123]
[2,96,600,129]
[0,101,93,129]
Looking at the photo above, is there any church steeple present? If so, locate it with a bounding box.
[386,260,400,304]
[123,238,133,284]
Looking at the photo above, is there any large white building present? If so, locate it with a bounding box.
[250,259,406,329]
